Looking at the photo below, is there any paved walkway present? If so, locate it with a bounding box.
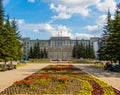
[0,63,120,92]
[0,64,48,92]
[74,64,120,90]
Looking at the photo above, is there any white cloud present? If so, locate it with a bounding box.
[17,19,25,25]
[9,19,25,25]
[47,0,117,20]
[85,14,107,35]
[33,29,39,32]
[49,0,100,20]
[19,22,74,38]
[96,0,116,14]
[19,21,96,39]
[52,0,100,7]
[75,33,93,39]
[86,25,98,32]
[28,0,35,3]
[38,24,74,38]
[97,14,107,26]
[50,3,71,19]
[52,13,71,20]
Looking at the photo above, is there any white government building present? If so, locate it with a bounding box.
[22,37,101,60]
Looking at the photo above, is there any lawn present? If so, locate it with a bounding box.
[1,64,120,95]
[28,59,95,64]
[70,59,95,64]
[28,59,50,63]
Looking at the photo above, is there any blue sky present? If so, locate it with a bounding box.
[3,0,119,39]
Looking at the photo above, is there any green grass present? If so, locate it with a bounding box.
[69,59,95,64]
[94,64,104,69]
[16,63,27,67]
[28,59,50,63]
[28,59,95,64]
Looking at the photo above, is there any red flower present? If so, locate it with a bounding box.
[57,77,69,82]
[39,74,50,80]
[14,81,23,85]
[57,68,63,71]
[27,74,37,79]
[24,80,33,85]
[43,74,50,77]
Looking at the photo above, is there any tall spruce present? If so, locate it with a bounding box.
[43,48,48,58]
[28,47,33,58]
[99,3,120,64]
[107,4,120,63]
[72,40,95,59]
[98,9,113,60]
[0,0,23,63]
[0,0,4,61]
[11,19,24,60]
[0,0,9,63]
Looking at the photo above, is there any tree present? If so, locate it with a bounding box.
[0,0,10,63]
[72,46,76,58]
[11,18,24,61]
[98,9,113,61]
[72,40,95,59]
[99,3,120,65]
[28,47,34,58]
[43,48,48,58]
[33,42,40,59]
[0,0,24,63]
[107,4,120,64]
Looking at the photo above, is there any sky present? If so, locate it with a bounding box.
[3,0,119,40]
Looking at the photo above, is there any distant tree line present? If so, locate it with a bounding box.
[0,0,24,63]
[72,40,95,59]
[28,42,48,59]
[98,4,120,64]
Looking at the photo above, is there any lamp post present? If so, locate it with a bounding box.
[61,31,63,61]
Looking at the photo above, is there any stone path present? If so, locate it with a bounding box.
[0,64,48,92]
[0,63,120,93]
[74,64,120,90]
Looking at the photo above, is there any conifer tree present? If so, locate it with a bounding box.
[11,19,24,60]
[98,9,113,60]
[29,47,33,58]
[43,48,48,58]
[0,0,9,63]
[0,0,24,63]
[99,3,120,64]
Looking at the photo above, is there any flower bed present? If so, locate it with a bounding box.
[0,64,120,95]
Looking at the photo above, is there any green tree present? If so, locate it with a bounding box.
[98,9,113,60]
[0,0,24,64]
[72,40,95,59]
[43,48,48,58]
[33,42,40,59]
[0,0,10,63]
[72,46,76,58]
[99,4,120,65]
[107,5,120,63]
[28,47,34,58]
[11,18,24,61]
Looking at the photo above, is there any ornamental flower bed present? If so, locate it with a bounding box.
[0,64,120,95]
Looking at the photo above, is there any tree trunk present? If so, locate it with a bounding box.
[10,60,12,65]
[4,60,6,65]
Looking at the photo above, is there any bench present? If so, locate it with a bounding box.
[0,64,16,71]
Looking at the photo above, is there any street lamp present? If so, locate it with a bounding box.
[61,31,63,61]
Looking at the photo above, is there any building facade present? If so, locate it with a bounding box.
[22,37,100,60]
